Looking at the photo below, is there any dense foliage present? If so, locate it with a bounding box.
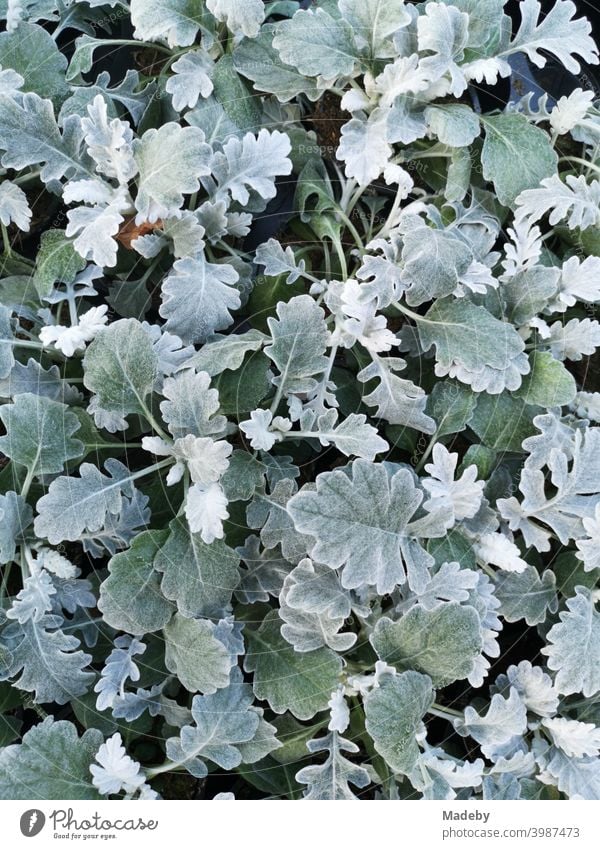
[1,0,600,800]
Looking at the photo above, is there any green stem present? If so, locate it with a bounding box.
[140,403,171,443]
[13,170,42,186]
[20,467,36,502]
[429,703,462,720]
[414,432,439,474]
[335,208,365,250]
[332,237,348,280]
[558,156,600,178]
[1,222,12,258]
[392,300,437,327]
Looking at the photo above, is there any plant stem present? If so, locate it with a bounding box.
[414,431,439,474]
[332,236,348,280]
[429,703,462,720]
[558,156,600,178]
[140,403,171,443]
[20,467,36,502]
[335,207,364,250]
[13,170,42,186]
[1,222,12,257]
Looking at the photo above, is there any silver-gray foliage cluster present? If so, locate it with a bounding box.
[0,0,600,800]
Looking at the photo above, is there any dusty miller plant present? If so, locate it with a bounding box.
[0,0,600,801]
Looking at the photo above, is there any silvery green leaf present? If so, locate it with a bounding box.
[59,70,156,127]
[211,129,292,206]
[0,304,15,380]
[160,255,241,345]
[416,2,469,96]
[401,224,474,307]
[495,661,559,717]
[0,393,83,476]
[160,370,227,439]
[144,321,196,376]
[221,451,265,502]
[296,731,370,800]
[469,392,538,453]
[338,0,410,58]
[542,747,600,800]
[133,123,212,222]
[0,180,30,230]
[507,0,598,73]
[272,8,359,79]
[357,357,436,434]
[130,0,207,48]
[543,587,600,697]
[481,114,558,208]
[418,297,529,394]
[33,228,86,299]
[4,614,93,704]
[94,635,145,712]
[265,295,329,398]
[133,211,206,260]
[302,409,388,461]
[387,95,428,145]
[83,318,157,418]
[247,479,312,563]
[256,238,306,284]
[455,688,528,759]
[464,572,502,687]
[410,747,484,800]
[164,613,233,694]
[34,458,139,545]
[7,568,55,624]
[422,444,484,524]
[426,381,476,437]
[547,317,600,362]
[495,566,558,626]
[364,669,434,775]
[81,484,150,559]
[0,91,87,183]
[166,49,214,112]
[516,351,576,407]
[165,668,262,777]
[337,109,392,186]
[99,530,174,636]
[445,147,472,202]
[65,191,128,270]
[233,26,320,103]
[371,604,483,687]
[0,22,68,102]
[111,683,170,723]
[183,330,267,377]
[206,0,264,38]
[236,709,281,765]
[235,536,290,604]
[515,174,600,231]
[0,492,31,565]
[542,717,600,758]
[284,558,352,620]
[0,718,102,800]
[415,561,479,611]
[499,428,600,550]
[245,609,342,720]
[482,773,522,800]
[424,104,481,147]
[0,358,73,402]
[500,266,560,326]
[279,565,356,653]
[288,461,451,595]
[154,518,240,619]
